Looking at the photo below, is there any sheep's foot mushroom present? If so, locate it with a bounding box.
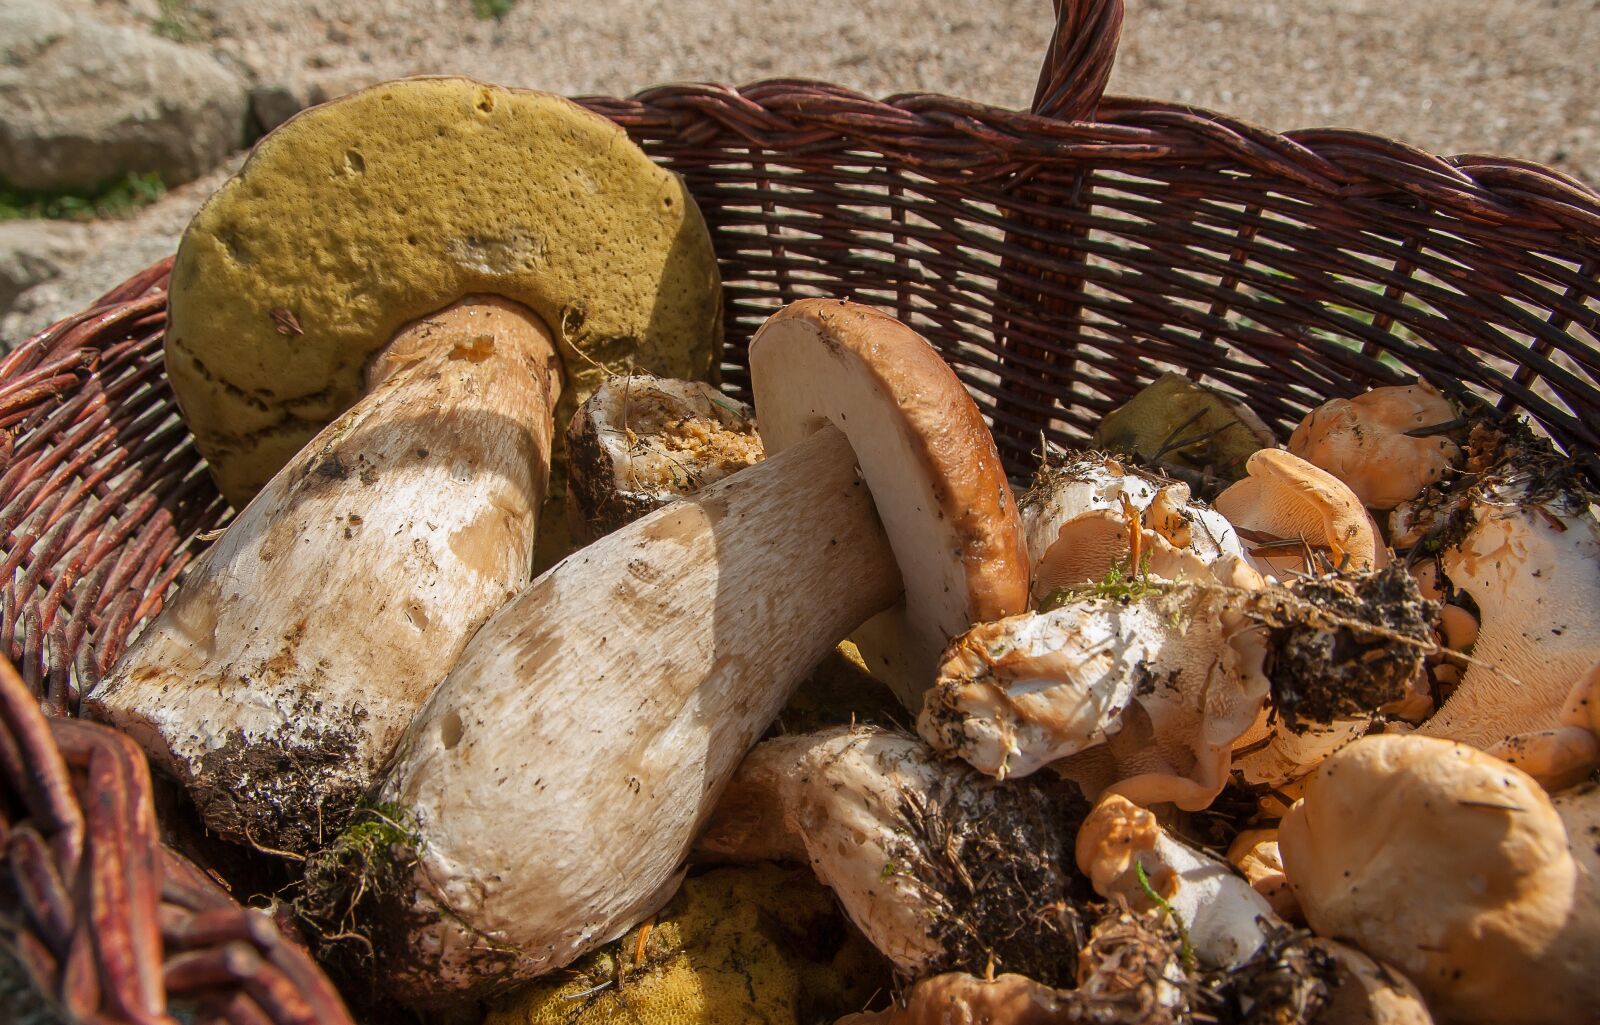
[89,296,561,855]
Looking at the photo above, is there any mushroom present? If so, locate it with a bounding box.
[1092,372,1277,487]
[1077,794,1433,1024]
[312,300,1028,1003]
[1486,661,1600,792]
[1278,734,1600,1025]
[85,78,721,854]
[1226,828,1299,922]
[917,570,1269,810]
[833,904,1187,1025]
[1287,382,1463,509]
[1214,449,1390,576]
[564,374,763,545]
[920,564,1427,809]
[1020,454,1240,604]
[696,726,1089,985]
[1393,417,1600,747]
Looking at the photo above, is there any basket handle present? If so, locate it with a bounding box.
[1031,0,1124,119]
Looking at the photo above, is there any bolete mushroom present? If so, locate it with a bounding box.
[86,77,721,854]
[564,374,762,545]
[697,726,1090,985]
[1287,382,1463,510]
[315,300,1028,1003]
[1279,734,1599,1025]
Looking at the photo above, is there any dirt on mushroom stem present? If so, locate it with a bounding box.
[1191,925,1340,1025]
[1253,566,1437,732]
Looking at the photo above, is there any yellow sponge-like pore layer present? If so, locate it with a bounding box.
[167,76,721,505]
[486,865,889,1025]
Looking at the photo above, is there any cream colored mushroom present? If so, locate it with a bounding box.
[1279,734,1600,1025]
[1394,419,1600,748]
[564,375,763,544]
[697,726,1085,984]
[1287,382,1463,510]
[1226,828,1299,922]
[1077,794,1433,1024]
[1020,455,1240,603]
[1215,449,1390,576]
[86,78,721,854]
[1487,662,1600,791]
[329,301,1028,1004]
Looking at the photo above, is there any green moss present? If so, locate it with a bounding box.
[297,800,422,938]
[471,0,518,20]
[1040,555,1164,611]
[0,172,165,222]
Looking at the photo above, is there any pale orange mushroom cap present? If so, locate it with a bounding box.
[1487,662,1600,791]
[1287,383,1462,510]
[1215,448,1389,576]
[1280,734,1598,1025]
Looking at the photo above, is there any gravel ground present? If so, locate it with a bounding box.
[7,0,1595,341]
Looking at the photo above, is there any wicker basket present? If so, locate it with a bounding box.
[3,0,1598,1020]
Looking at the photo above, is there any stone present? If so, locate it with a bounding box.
[0,0,249,190]
[0,220,91,315]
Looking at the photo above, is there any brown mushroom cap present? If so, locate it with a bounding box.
[750,299,1029,707]
[167,76,721,505]
[1279,734,1596,1025]
[1215,448,1389,575]
[1287,383,1463,510]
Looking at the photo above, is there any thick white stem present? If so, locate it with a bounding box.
[372,424,901,1002]
[89,297,560,853]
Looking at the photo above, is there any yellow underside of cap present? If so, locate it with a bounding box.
[166,76,722,506]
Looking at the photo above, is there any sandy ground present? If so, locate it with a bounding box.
[7,0,1595,341]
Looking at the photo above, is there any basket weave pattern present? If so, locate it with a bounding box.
[3,0,1599,1019]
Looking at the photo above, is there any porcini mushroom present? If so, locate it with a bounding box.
[86,77,721,854]
[1214,449,1389,576]
[698,726,1089,984]
[564,375,762,544]
[316,301,1028,1003]
[1279,734,1600,1025]
[1287,382,1463,510]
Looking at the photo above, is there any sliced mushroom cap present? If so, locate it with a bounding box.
[167,76,721,507]
[1279,734,1599,1025]
[1287,382,1463,510]
[752,299,1030,709]
[1215,449,1389,576]
[565,375,762,544]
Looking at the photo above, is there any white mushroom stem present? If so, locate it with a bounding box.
[1075,794,1276,969]
[87,297,560,853]
[363,426,901,1002]
[697,726,1084,982]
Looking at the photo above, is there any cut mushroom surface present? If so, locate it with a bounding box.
[564,375,762,544]
[316,301,1026,1004]
[86,78,722,855]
